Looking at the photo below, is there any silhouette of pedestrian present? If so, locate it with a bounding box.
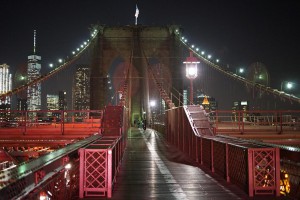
[143,119,146,130]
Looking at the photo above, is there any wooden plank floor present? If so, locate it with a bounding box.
[86,127,286,200]
[104,128,249,200]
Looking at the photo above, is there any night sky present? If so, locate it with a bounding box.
[1,0,299,100]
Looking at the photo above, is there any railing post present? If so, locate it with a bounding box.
[211,140,214,173]
[200,137,203,165]
[61,110,65,135]
[79,148,85,198]
[275,148,280,197]
[242,111,245,134]
[107,149,112,198]
[280,111,283,134]
[225,143,230,182]
[24,111,27,135]
[248,149,254,197]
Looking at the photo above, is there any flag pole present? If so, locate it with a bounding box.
[135,4,139,25]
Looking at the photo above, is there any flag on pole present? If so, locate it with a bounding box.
[135,4,139,18]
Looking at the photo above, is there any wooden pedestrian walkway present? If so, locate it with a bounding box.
[101,127,252,200]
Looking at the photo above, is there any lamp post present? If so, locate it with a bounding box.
[236,67,245,75]
[150,100,156,128]
[184,51,199,105]
[281,81,294,91]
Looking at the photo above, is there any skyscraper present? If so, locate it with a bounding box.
[0,64,12,124]
[46,94,59,117]
[27,30,41,114]
[58,91,67,111]
[0,63,12,107]
[72,66,90,116]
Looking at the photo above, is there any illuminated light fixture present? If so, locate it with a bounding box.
[202,95,210,105]
[201,51,205,55]
[84,42,87,45]
[65,163,71,169]
[77,48,80,51]
[184,51,200,104]
[150,100,156,107]
[184,39,187,43]
[58,59,63,63]
[39,191,47,200]
[207,55,212,59]
[281,81,295,91]
[49,63,53,68]
[191,45,195,48]
[216,59,220,63]
[239,68,244,73]
[80,45,84,48]
[196,48,199,51]
[72,51,75,55]
[182,37,185,40]
[287,82,293,89]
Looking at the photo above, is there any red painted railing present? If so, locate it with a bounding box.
[79,105,128,198]
[79,135,125,198]
[165,106,281,197]
[213,110,300,134]
[0,110,103,135]
[24,157,81,200]
[0,134,101,199]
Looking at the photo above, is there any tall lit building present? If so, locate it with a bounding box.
[0,63,12,110]
[72,66,90,116]
[27,30,41,113]
[46,94,59,116]
[0,64,12,104]
[59,91,67,110]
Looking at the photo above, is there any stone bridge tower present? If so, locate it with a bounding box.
[90,25,184,124]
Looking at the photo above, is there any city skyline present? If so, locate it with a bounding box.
[0,1,299,92]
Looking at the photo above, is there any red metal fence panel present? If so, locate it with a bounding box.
[79,136,124,198]
[249,148,280,196]
[164,106,281,197]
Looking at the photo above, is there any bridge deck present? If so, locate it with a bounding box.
[86,128,254,199]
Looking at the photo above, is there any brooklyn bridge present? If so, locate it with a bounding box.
[0,25,299,199]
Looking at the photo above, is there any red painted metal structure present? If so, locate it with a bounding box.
[79,136,125,198]
[0,110,102,136]
[213,110,300,135]
[0,134,101,199]
[0,106,128,199]
[79,105,128,198]
[165,105,281,197]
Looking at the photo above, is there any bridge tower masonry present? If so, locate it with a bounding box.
[90,25,184,124]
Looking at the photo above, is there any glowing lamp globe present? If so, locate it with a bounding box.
[184,52,199,79]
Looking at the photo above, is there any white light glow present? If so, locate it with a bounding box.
[150,100,156,107]
[65,163,71,169]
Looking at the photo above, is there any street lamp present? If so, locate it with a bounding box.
[236,67,245,75]
[281,81,294,91]
[150,100,156,127]
[184,51,200,104]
